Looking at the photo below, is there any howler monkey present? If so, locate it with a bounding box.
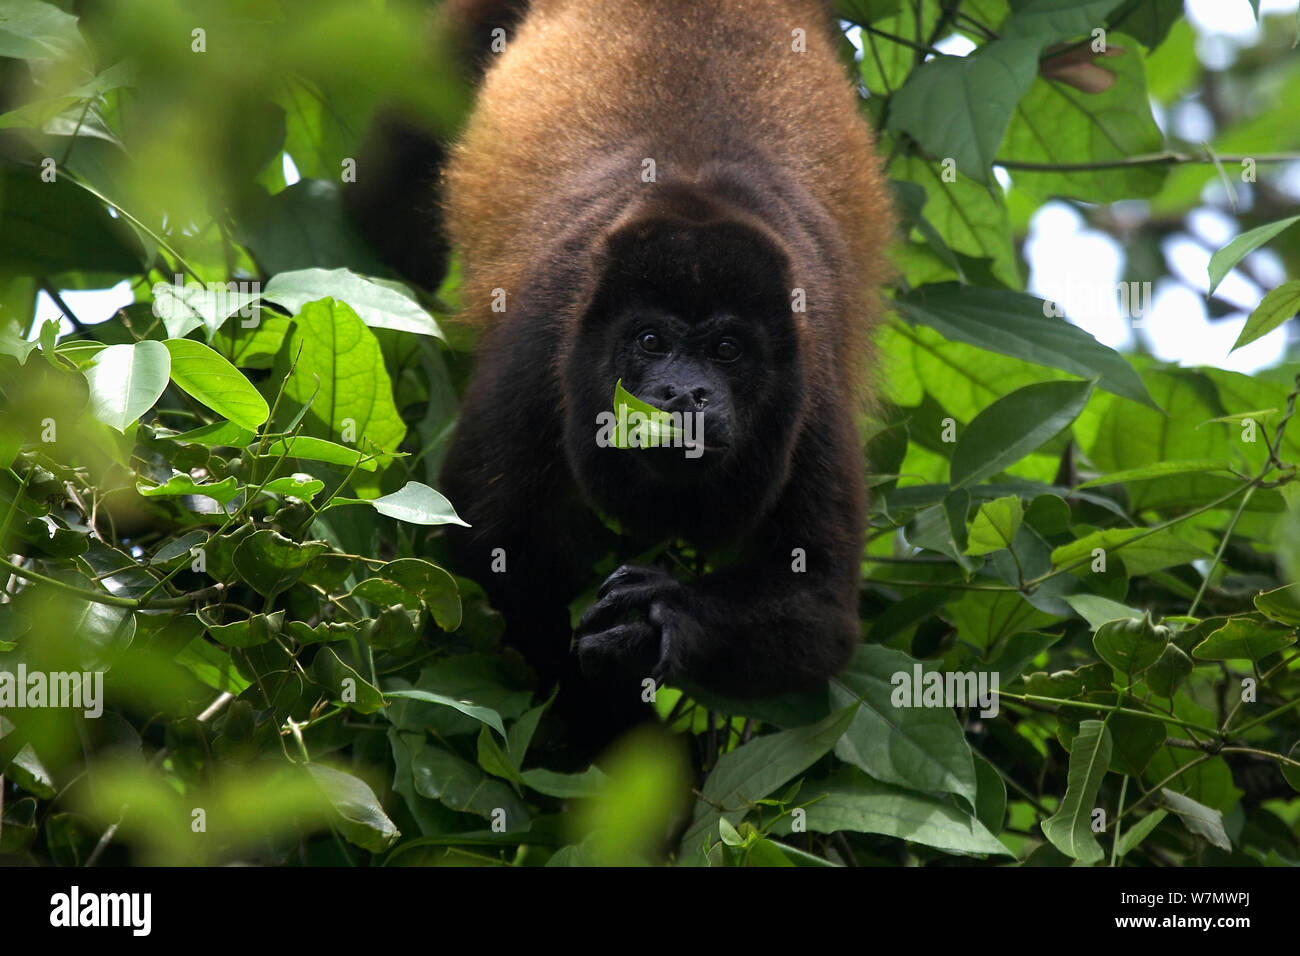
[352,0,894,753]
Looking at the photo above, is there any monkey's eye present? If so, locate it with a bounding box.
[713,337,742,362]
[637,330,668,354]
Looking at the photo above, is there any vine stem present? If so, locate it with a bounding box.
[1221,746,1300,771]
[0,555,223,609]
[1020,480,1254,589]
[1109,775,1129,867]
[1188,485,1255,617]
[1220,650,1300,733]
[1232,694,1300,736]
[1116,754,1213,824]
[999,691,1220,736]
[996,152,1300,172]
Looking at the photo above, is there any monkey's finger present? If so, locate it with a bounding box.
[649,610,681,686]
[576,623,657,679]
[577,583,668,633]
[596,564,671,600]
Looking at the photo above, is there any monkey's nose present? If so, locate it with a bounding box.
[658,385,710,411]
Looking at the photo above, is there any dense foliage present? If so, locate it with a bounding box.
[1,0,1298,867]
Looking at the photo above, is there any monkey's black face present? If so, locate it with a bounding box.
[561,212,809,539]
[611,304,748,460]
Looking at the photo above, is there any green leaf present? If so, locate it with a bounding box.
[1145,643,1193,698]
[306,764,399,852]
[277,298,407,458]
[506,697,552,770]
[972,752,1007,836]
[136,473,240,506]
[197,608,284,648]
[1093,614,1169,681]
[84,341,171,432]
[384,688,506,739]
[1108,0,1185,49]
[1160,789,1230,851]
[0,0,88,59]
[261,473,324,501]
[1208,216,1300,295]
[999,37,1166,201]
[0,170,142,277]
[1062,593,1140,629]
[163,339,269,430]
[609,379,685,448]
[1075,458,1235,489]
[717,816,745,847]
[1052,527,1210,576]
[1041,719,1111,864]
[769,766,1012,857]
[1115,808,1167,858]
[350,557,461,631]
[286,620,356,644]
[231,530,328,597]
[950,380,1094,488]
[889,157,1020,288]
[328,481,469,527]
[1233,281,1300,352]
[895,284,1155,408]
[263,269,444,340]
[966,495,1024,555]
[1106,711,1166,777]
[836,0,902,24]
[149,529,208,566]
[831,645,979,809]
[260,435,379,471]
[1024,662,1113,700]
[887,40,1040,184]
[172,420,256,447]
[1078,370,1266,513]
[1283,743,1300,794]
[476,725,522,784]
[212,312,291,369]
[946,588,1058,652]
[151,281,262,339]
[1254,584,1300,626]
[311,647,385,714]
[236,182,389,277]
[1001,0,1130,42]
[683,705,857,847]
[907,491,976,573]
[410,743,530,825]
[0,319,39,364]
[173,636,251,694]
[521,766,609,799]
[1191,615,1296,661]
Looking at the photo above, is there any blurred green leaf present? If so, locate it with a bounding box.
[1208,216,1300,295]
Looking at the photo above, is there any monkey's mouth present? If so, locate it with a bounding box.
[638,437,732,474]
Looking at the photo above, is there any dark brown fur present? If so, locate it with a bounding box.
[357,0,895,756]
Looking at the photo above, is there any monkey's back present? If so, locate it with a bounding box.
[445,0,892,375]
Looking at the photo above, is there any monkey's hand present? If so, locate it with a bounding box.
[574,564,692,685]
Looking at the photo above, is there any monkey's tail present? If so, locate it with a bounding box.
[342,0,531,291]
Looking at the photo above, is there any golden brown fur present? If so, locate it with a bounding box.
[444,0,894,396]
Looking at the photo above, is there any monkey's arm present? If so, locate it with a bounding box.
[575,411,864,698]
